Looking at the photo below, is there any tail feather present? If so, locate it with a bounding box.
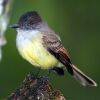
[69,64,97,86]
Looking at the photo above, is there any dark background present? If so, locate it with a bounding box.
[0,0,100,99]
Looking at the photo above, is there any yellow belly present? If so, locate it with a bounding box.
[17,35,59,69]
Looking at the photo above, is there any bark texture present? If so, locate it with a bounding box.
[8,73,66,100]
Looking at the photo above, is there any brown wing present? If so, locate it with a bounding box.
[42,33,73,75]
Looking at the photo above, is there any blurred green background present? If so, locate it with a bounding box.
[0,0,100,99]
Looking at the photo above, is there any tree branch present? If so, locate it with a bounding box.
[7,73,66,100]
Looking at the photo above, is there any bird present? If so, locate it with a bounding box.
[10,11,97,86]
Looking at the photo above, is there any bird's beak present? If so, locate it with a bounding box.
[8,24,19,29]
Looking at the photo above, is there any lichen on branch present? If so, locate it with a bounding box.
[8,73,66,100]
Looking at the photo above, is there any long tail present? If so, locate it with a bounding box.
[68,64,97,86]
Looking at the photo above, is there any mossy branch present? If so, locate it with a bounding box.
[7,73,66,100]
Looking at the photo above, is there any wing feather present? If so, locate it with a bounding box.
[42,33,73,75]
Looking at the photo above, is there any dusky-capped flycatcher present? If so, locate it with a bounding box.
[10,11,97,86]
